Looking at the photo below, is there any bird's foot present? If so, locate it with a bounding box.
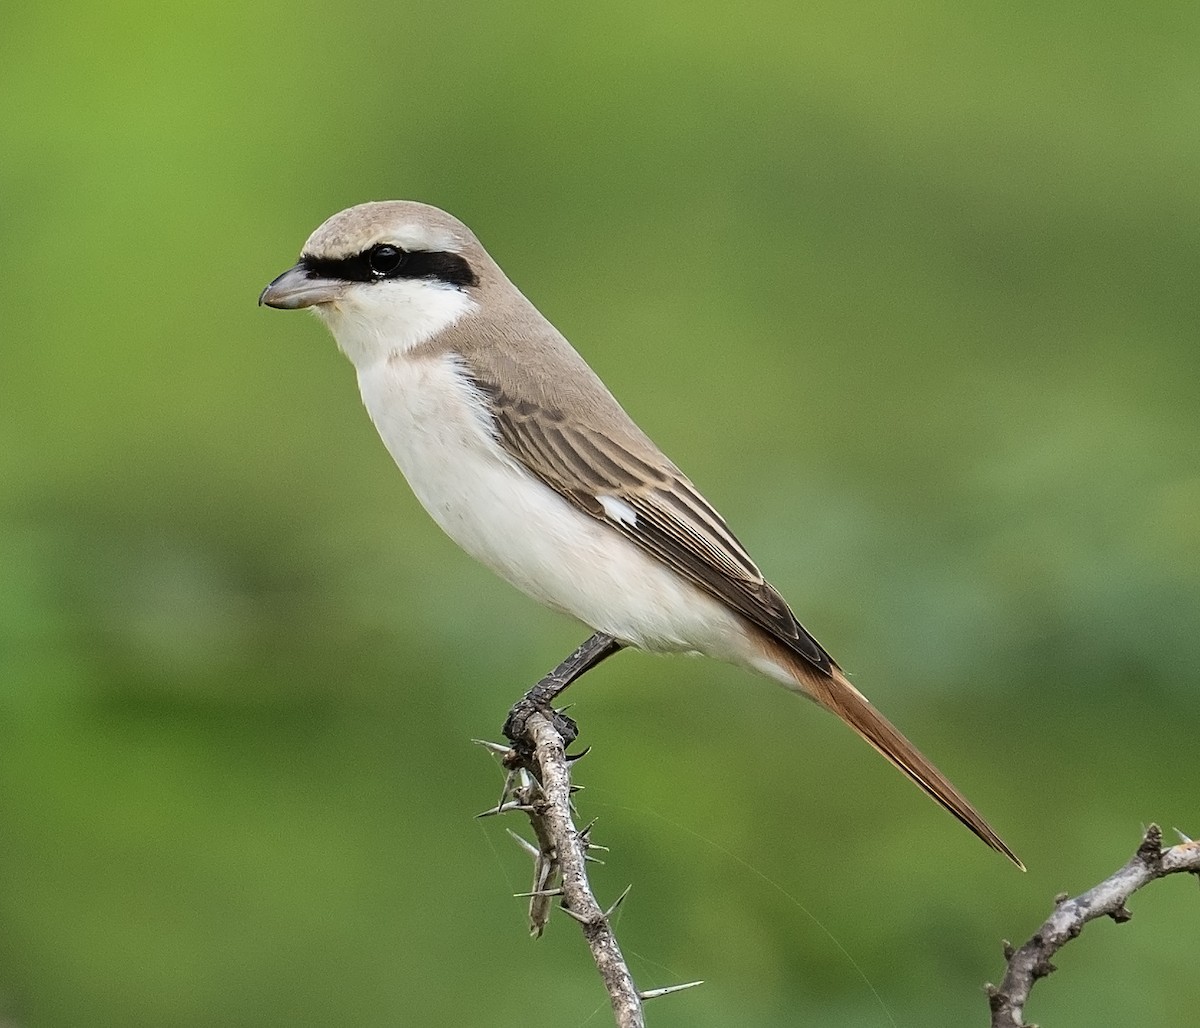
[503,697,579,748]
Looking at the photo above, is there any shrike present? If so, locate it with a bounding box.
[260,200,1021,868]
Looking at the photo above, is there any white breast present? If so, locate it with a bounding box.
[352,351,766,667]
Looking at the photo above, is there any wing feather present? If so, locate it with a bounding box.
[472,375,833,673]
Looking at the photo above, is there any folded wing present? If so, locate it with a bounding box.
[472,375,834,675]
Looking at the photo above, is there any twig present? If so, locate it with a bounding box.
[487,713,646,1027]
[987,824,1200,1027]
[474,634,699,1025]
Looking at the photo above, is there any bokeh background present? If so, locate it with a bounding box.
[2,3,1197,1025]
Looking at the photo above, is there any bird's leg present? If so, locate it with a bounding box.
[504,632,624,747]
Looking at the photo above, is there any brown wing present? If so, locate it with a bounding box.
[472,377,834,674]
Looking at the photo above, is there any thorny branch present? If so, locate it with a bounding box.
[477,713,699,1028]
[479,644,1197,1027]
[988,824,1200,1028]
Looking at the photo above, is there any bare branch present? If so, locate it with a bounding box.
[987,824,1200,1027]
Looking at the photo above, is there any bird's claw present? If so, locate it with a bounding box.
[503,698,579,747]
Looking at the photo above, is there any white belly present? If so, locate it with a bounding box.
[353,352,763,664]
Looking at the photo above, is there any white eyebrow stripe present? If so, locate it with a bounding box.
[597,494,638,526]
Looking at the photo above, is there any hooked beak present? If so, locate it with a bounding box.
[258,264,347,309]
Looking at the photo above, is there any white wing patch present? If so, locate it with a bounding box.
[597,494,638,526]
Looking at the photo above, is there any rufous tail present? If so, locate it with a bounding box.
[783,653,1024,870]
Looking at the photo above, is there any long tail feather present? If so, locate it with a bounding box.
[782,652,1024,869]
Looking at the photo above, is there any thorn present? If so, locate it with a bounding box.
[568,784,586,794]
[1173,827,1194,844]
[1053,892,1069,905]
[639,981,704,1001]
[565,746,592,763]
[1001,940,1014,960]
[472,739,513,756]
[579,817,599,835]
[514,888,564,899]
[489,768,518,813]
[559,904,592,925]
[603,884,633,919]
[474,801,533,818]
[533,857,554,893]
[505,829,540,860]
[487,767,520,815]
[1110,904,1133,923]
[583,854,607,865]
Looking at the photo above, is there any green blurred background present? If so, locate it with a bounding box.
[2,2,1197,1025]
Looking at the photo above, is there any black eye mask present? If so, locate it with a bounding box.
[299,244,479,288]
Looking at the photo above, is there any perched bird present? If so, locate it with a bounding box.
[260,201,1022,869]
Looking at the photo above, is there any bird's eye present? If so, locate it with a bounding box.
[367,244,404,277]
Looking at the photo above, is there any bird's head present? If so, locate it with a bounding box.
[259,201,491,366]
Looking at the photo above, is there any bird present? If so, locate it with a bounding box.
[259,200,1022,869]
